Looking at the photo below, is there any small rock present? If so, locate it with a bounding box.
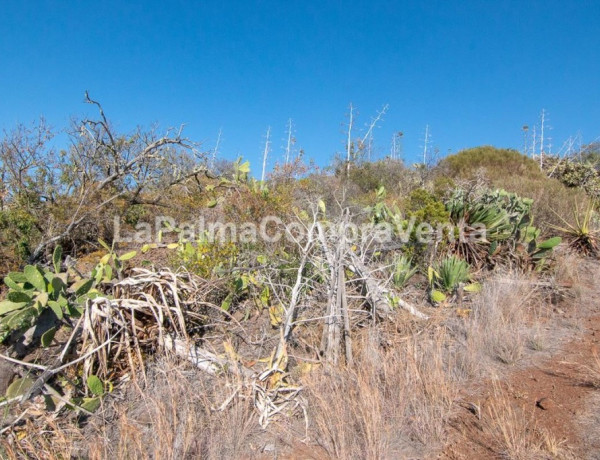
[536,397,556,410]
[262,444,276,453]
[0,360,16,395]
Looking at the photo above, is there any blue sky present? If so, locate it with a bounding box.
[1,1,599,171]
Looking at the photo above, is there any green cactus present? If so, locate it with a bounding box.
[0,245,100,343]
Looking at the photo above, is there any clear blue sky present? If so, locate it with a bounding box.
[1,1,599,171]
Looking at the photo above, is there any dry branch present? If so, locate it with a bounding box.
[161,337,254,378]
[349,252,428,320]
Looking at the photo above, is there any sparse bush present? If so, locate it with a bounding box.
[550,199,599,256]
[346,159,411,193]
[544,154,600,197]
[0,95,207,270]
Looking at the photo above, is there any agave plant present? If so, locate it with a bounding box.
[433,256,471,292]
[428,256,480,304]
[391,255,418,289]
[446,188,541,267]
[550,200,599,256]
[447,189,532,242]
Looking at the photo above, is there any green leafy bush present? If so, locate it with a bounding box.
[176,240,239,279]
[405,188,450,227]
[0,207,39,266]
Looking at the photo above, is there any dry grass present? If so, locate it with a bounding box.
[575,392,600,458]
[82,358,259,460]
[448,273,547,380]
[0,417,82,460]
[577,348,600,388]
[303,328,458,459]
[302,272,556,458]
[0,359,258,459]
[1,262,583,459]
[483,381,567,460]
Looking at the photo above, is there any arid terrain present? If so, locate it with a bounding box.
[2,114,600,459]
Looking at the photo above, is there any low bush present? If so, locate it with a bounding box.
[438,146,544,182]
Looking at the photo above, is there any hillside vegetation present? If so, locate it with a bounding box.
[1,103,599,458]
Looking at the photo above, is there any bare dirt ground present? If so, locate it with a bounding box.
[441,261,600,459]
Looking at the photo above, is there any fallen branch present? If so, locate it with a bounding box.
[349,252,428,320]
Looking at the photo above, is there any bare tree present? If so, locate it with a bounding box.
[0,119,56,209]
[521,125,529,156]
[390,131,403,161]
[422,124,430,165]
[539,109,546,168]
[211,127,222,170]
[360,104,388,162]
[23,92,208,262]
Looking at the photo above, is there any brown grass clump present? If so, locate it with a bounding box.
[303,329,458,459]
[0,417,82,460]
[82,359,258,460]
[447,272,547,380]
[483,381,566,459]
[302,271,555,458]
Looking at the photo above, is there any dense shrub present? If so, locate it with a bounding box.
[437,146,544,182]
[0,208,39,270]
[405,189,450,226]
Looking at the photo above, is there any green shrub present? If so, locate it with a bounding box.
[405,189,450,227]
[0,207,39,266]
[176,240,239,279]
